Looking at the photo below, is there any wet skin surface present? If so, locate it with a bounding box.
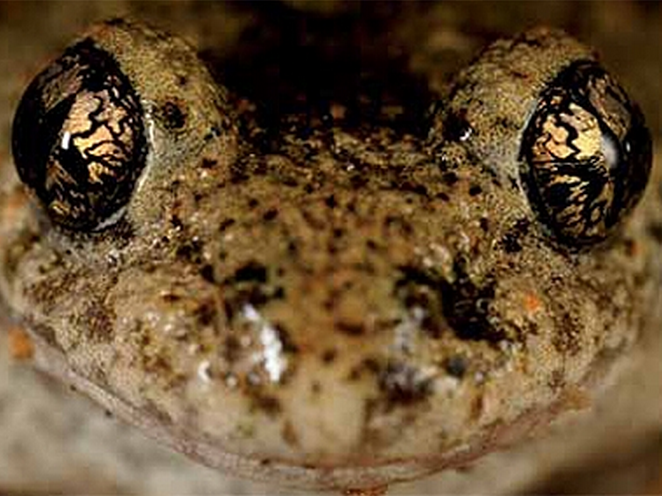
[0,12,659,491]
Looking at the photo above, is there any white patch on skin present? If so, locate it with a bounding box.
[393,306,426,355]
[197,359,211,383]
[242,303,287,383]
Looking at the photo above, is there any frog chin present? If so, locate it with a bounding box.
[25,313,629,492]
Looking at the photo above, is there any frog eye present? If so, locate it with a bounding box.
[520,60,652,245]
[12,38,146,230]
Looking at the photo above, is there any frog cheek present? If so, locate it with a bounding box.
[11,39,147,231]
[520,60,652,246]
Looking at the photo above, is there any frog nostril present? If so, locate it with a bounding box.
[520,60,652,246]
[11,38,147,230]
[441,108,474,143]
[158,100,187,131]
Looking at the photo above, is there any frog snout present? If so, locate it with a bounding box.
[106,228,490,464]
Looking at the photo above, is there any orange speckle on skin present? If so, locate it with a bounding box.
[523,292,542,315]
[8,325,34,361]
[627,239,641,257]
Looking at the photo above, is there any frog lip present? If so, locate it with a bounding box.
[6,311,597,491]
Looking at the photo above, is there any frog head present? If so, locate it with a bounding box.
[0,19,656,490]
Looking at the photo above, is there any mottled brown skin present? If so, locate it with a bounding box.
[0,19,659,491]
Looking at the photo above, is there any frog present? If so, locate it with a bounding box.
[0,9,659,493]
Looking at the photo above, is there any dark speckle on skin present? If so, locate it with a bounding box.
[193,299,217,328]
[227,261,268,284]
[441,171,459,186]
[218,218,236,232]
[170,214,183,230]
[324,194,338,209]
[321,348,338,364]
[444,355,468,378]
[646,221,662,244]
[502,218,531,254]
[347,357,381,382]
[176,237,204,264]
[106,17,128,27]
[273,322,297,353]
[469,184,482,197]
[250,394,282,416]
[335,321,366,336]
[378,361,433,406]
[262,208,279,222]
[160,100,187,130]
[201,157,217,169]
[552,311,582,356]
[384,215,414,236]
[548,369,566,392]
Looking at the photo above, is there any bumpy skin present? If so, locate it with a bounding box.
[0,20,659,490]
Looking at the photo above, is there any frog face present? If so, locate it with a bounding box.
[0,19,656,490]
